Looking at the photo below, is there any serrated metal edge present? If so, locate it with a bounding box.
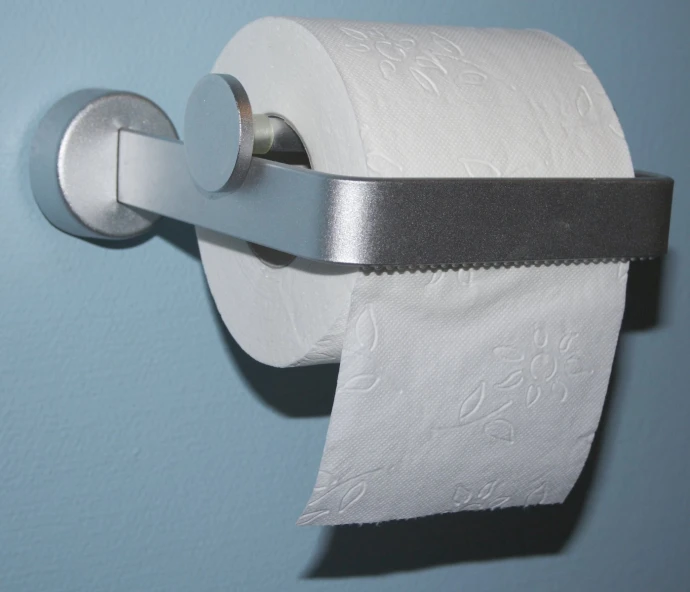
[360,256,652,274]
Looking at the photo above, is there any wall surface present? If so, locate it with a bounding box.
[1,0,688,590]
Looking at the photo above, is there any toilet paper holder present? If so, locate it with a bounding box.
[30,73,674,269]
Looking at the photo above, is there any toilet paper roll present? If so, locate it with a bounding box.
[198,18,633,525]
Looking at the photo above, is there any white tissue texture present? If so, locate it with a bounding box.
[197,18,633,525]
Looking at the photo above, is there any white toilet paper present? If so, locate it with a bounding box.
[198,18,633,525]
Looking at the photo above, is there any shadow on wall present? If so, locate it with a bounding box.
[219,318,340,417]
[153,219,669,576]
[621,256,668,332]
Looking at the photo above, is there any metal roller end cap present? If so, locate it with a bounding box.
[184,73,254,194]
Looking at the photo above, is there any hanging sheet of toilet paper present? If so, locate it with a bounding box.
[197,18,633,525]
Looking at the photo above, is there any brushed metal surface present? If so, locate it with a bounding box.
[183,74,305,194]
[184,74,254,193]
[117,130,673,267]
[30,90,177,239]
[31,89,672,263]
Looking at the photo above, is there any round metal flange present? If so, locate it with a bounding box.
[30,90,178,240]
[184,74,254,194]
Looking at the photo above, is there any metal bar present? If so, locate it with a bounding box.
[266,117,306,153]
[117,129,673,266]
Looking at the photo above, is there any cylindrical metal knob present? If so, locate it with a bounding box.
[184,74,254,194]
[184,74,305,195]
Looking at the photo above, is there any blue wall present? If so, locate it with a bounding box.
[1,1,688,590]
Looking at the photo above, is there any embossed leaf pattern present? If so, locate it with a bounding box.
[415,55,447,73]
[375,40,405,61]
[484,419,515,443]
[489,497,511,509]
[493,346,525,363]
[345,43,370,53]
[302,25,608,522]
[457,269,473,287]
[573,60,593,73]
[458,71,487,85]
[581,432,596,445]
[551,381,568,402]
[530,353,557,382]
[452,481,513,511]
[313,470,332,493]
[478,480,498,500]
[566,357,589,376]
[409,67,439,95]
[576,85,593,118]
[340,27,368,40]
[450,481,517,513]
[459,382,485,421]
[430,31,464,58]
[526,384,542,407]
[355,305,378,352]
[609,120,625,139]
[526,483,548,506]
[341,374,379,393]
[460,503,480,511]
[559,332,578,354]
[396,38,416,50]
[488,326,595,416]
[533,326,548,348]
[297,510,331,525]
[338,26,371,53]
[368,26,386,40]
[339,482,366,513]
[496,370,524,390]
[425,270,444,287]
[379,60,396,80]
[453,484,472,506]
[491,327,594,411]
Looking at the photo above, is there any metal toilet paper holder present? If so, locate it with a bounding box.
[30,73,673,269]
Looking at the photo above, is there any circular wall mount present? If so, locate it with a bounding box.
[30,90,178,240]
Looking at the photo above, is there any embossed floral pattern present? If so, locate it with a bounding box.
[297,465,381,525]
[451,478,550,511]
[453,480,511,510]
[292,18,631,526]
[493,326,592,407]
[339,26,482,95]
[436,382,515,444]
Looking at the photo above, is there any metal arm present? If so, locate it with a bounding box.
[30,75,674,268]
[118,130,672,267]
